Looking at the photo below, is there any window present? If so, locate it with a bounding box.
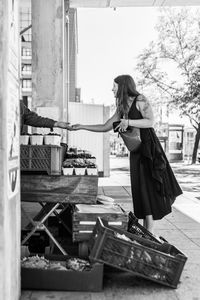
[20,7,32,42]
[22,79,32,90]
[22,47,32,58]
[22,65,32,75]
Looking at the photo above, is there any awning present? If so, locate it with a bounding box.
[69,0,200,8]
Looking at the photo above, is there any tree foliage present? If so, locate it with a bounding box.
[136,8,200,163]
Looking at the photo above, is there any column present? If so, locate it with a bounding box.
[0,0,21,299]
[31,0,67,127]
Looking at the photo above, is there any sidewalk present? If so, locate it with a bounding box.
[21,160,200,300]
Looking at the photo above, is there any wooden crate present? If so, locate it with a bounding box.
[72,204,128,242]
[21,174,98,204]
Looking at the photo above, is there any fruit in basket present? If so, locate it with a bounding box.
[141,250,152,263]
[62,160,74,168]
[46,133,61,136]
[86,162,97,168]
[73,161,86,168]
[31,133,43,136]
[66,258,90,271]
[21,255,49,269]
[152,254,167,267]
[115,232,132,243]
[49,262,67,271]
[65,152,78,159]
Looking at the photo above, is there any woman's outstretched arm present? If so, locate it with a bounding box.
[72,111,120,132]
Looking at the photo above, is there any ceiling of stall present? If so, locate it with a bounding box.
[69,0,200,8]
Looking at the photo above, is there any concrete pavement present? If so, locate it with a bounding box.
[20,158,200,300]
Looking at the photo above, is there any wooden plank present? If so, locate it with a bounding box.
[73,224,96,231]
[73,213,128,221]
[21,174,98,194]
[73,232,93,242]
[21,174,98,204]
[73,221,129,243]
[73,222,128,231]
[72,218,128,242]
[21,192,97,204]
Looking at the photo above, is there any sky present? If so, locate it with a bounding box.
[77,7,159,106]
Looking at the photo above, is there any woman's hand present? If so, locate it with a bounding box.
[71,124,82,130]
[115,119,129,132]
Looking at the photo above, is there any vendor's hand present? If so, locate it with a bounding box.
[71,124,82,130]
[55,121,73,130]
[115,119,128,132]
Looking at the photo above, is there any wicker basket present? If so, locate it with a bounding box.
[20,145,63,175]
[89,217,187,288]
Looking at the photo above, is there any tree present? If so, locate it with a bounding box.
[136,8,200,163]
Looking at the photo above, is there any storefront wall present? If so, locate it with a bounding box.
[0,0,21,300]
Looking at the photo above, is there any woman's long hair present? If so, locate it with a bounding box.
[114,75,140,117]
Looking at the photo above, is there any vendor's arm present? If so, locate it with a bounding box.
[120,95,154,130]
[72,111,120,132]
[20,101,70,130]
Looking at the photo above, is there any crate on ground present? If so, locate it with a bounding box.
[89,217,187,289]
[72,204,128,242]
[20,145,63,175]
[21,254,103,291]
[128,211,167,244]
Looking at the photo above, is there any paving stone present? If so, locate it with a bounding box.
[169,222,200,230]
[192,238,200,247]
[179,229,200,239]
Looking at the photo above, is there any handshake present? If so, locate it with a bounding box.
[55,122,82,131]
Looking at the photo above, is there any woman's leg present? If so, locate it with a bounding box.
[143,215,154,233]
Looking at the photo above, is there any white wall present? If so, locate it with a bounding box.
[68,102,110,176]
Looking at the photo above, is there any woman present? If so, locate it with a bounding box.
[72,75,182,233]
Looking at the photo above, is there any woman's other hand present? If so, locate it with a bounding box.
[116,119,129,132]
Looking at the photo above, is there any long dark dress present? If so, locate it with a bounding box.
[129,98,182,220]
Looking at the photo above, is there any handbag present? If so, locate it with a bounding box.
[113,121,141,152]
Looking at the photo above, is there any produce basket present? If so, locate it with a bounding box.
[87,168,98,176]
[21,254,103,291]
[30,135,43,145]
[72,204,128,242]
[20,135,30,145]
[89,217,187,288]
[128,211,167,244]
[20,145,63,175]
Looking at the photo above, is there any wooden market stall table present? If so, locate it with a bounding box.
[21,173,98,255]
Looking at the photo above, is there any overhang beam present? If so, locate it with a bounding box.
[70,0,200,8]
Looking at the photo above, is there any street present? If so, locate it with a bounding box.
[109,155,200,196]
